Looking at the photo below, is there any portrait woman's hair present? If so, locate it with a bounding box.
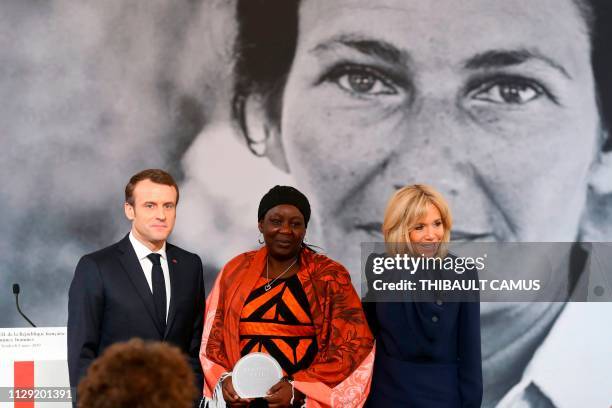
[232,0,299,156]
[382,184,452,256]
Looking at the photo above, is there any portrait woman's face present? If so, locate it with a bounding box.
[266,0,603,270]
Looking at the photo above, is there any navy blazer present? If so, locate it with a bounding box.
[67,234,205,391]
[363,253,482,408]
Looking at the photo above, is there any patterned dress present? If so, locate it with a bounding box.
[239,274,317,375]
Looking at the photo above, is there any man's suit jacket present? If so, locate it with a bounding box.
[67,234,205,391]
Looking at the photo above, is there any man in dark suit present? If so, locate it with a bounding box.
[67,169,205,400]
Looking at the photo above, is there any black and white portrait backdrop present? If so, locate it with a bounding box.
[2,1,611,406]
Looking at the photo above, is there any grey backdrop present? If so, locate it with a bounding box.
[2,1,611,406]
[1,0,235,325]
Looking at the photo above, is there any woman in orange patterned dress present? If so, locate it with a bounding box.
[200,186,374,408]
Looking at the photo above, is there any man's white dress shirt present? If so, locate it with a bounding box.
[129,231,171,320]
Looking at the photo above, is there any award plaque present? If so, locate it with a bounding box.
[232,353,283,398]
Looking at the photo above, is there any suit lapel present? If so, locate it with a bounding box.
[116,235,164,336]
[164,244,180,339]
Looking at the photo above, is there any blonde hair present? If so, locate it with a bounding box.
[382,184,452,257]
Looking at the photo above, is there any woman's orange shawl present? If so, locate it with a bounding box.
[200,246,375,407]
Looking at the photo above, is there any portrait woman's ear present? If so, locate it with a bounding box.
[243,95,290,173]
[580,131,612,241]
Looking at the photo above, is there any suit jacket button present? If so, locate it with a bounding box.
[432,315,439,323]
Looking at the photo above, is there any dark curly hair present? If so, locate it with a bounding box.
[232,0,612,152]
[77,339,197,408]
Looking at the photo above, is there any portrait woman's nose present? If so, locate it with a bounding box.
[377,99,498,241]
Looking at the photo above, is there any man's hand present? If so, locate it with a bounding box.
[221,376,252,407]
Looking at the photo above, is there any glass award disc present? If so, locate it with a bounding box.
[232,352,283,398]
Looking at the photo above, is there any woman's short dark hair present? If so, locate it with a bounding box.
[232,0,611,151]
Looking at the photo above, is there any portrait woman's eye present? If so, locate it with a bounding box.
[470,76,552,105]
[324,64,398,96]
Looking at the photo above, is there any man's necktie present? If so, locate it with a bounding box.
[147,253,167,331]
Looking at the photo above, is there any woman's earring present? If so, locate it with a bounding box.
[258,233,264,245]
